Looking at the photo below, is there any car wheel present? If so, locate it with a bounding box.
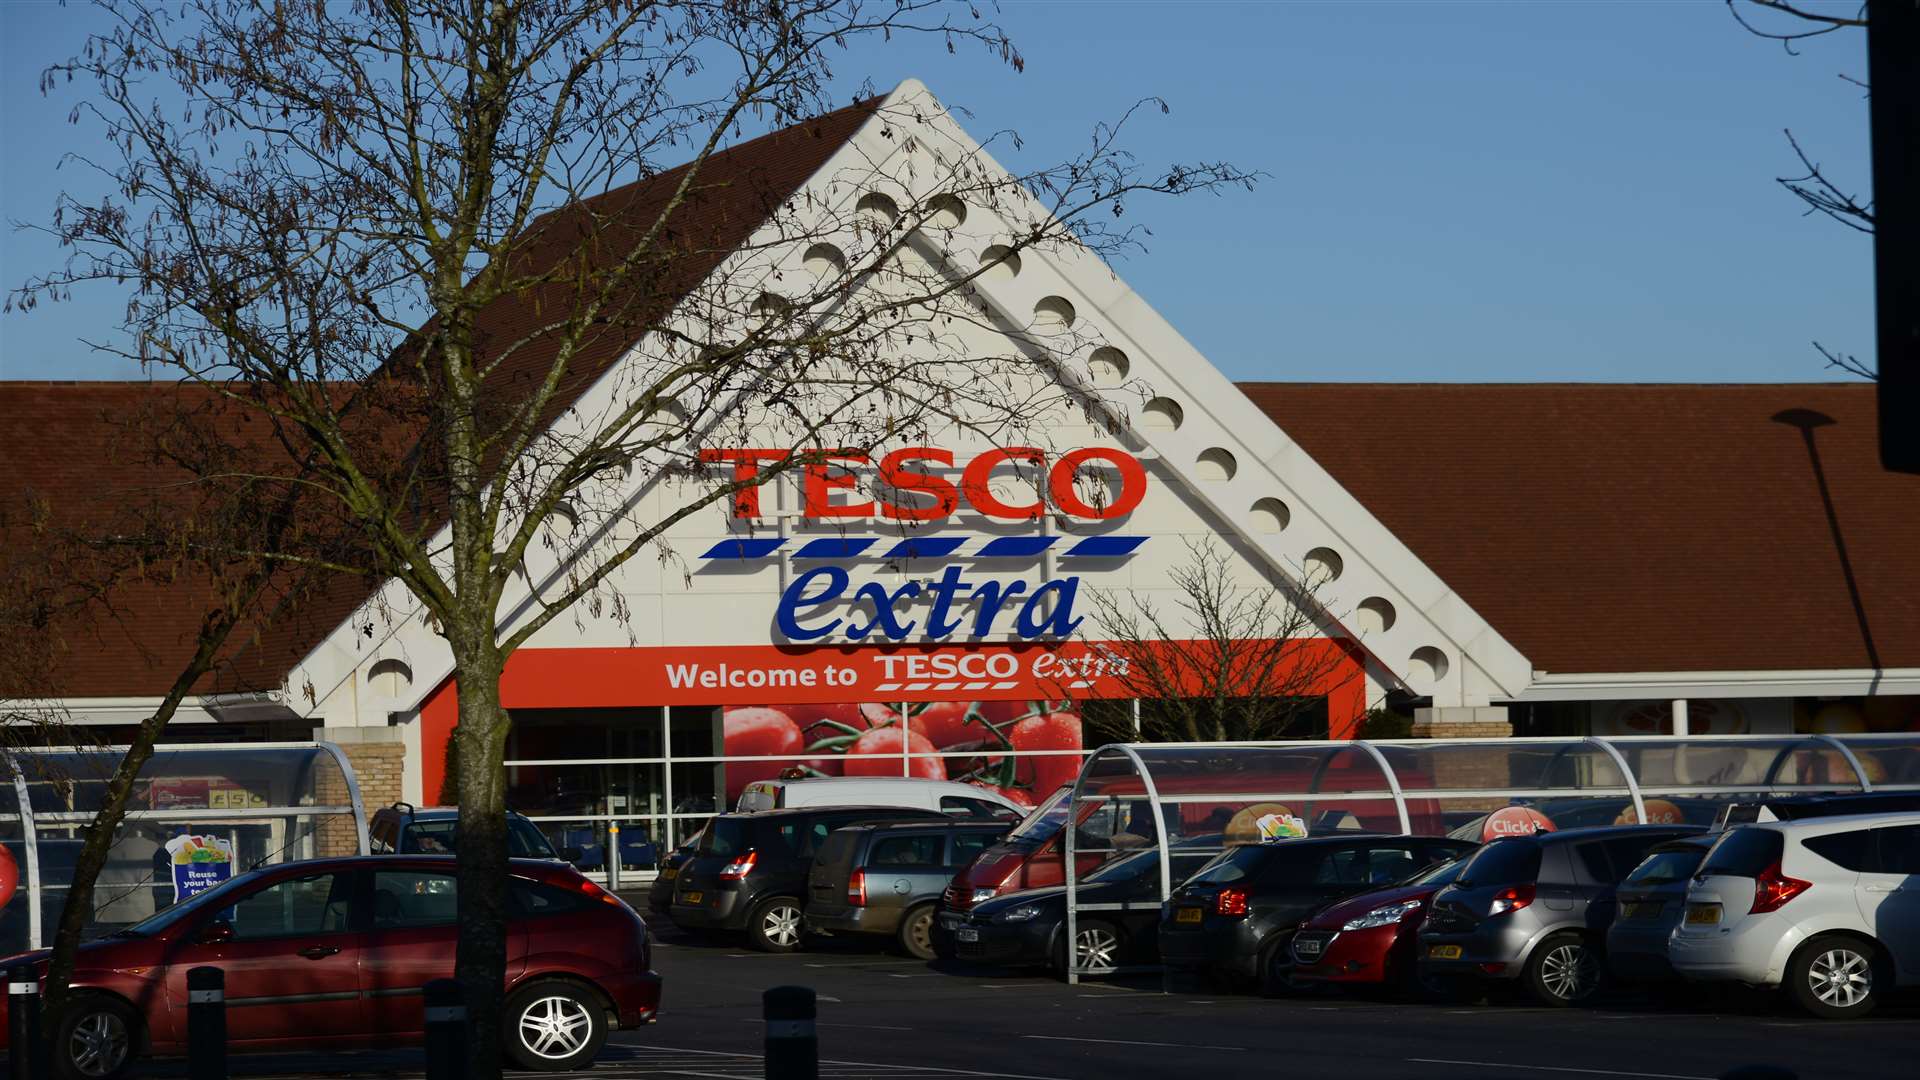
[1786,935,1885,1019]
[1523,932,1602,1007]
[503,979,608,1071]
[747,896,806,953]
[897,903,938,961]
[1258,933,1297,997]
[1054,919,1123,976]
[52,995,137,1080]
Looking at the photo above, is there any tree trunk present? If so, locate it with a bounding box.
[450,642,512,1080]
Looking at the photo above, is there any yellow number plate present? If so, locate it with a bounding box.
[1175,907,1204,924]
[1427,944,1463,960]
[660,867,677,880]
[682,890,703,905]
[1685,905,1720,925]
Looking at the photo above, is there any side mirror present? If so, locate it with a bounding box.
[198,920,235,945]
[560,846,586,865]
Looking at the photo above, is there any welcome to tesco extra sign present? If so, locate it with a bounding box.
[698,447,1147,644]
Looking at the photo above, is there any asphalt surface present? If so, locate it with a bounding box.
[41,923,1920,1079]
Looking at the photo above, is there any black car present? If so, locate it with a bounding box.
[1159,834,1475,992]
[649,824,709,916]
[806,820,1008,959]
[944,835,1223,975]
[669,806,946,951]
[1605,833,1718,981]
[368,802,571,860]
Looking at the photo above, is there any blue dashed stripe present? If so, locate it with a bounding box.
[881,536,968,559]
[698,537,785,560]
[697,535,1147,560]
[794,537,876,559]
[1062,535,1147,557]
[975,536,1056,558]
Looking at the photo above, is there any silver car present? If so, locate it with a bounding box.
[1417,824,1703,1005]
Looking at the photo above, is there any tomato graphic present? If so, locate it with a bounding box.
[976,700,1036,726]
[1010,711,1082,793]
[722,707,806,797]
[843,726,947,780]
[968,781,1036,808]
[908,701,989,749]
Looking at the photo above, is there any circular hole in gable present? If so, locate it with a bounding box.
[857,192,900,223]
[1249,497,1291,533]
[751,292,791,319]
[803,243,846,278]
[1140,397,1184,431]
[1088,346,1129,384]
[1196,447,1237,481]
[1409,646,1450,686]
[1302,546,1344,583]
[1033,295,1076,330]
[1355,596,1397,635]
[367,658,413,698]
[925,194,967,229]
[978,244,1021,283]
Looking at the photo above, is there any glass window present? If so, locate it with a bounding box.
[1804,830,1875,872]
[226,872,353,940]
[941,796,1018,821]
[950,831,997,866]
[398,819,554,858]
[370,870,459,930]
[1455,839,1543,888]
[1623,845,1708,886]
[1186,845,1275,886]
[1364,845,1422,886]
[1575,843,1614,882]
[1599,837,1675,883]
[1872,825,1920,875]
[869,835,942,868]
[1699,828,1785,878]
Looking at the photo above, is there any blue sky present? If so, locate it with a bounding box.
[0,0,1875,383]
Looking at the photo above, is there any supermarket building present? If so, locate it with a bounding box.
[5,81,1919,855]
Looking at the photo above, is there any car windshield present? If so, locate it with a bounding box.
[701,817,754,857]
[1185,844,1272,886]
[1403,856,1466,888]
[1454,838,1542,888]
[118,867,272,937]
[1624,845,1707,886]
[1004,786,1072,842]
[1084,847,1158,884]
[402,818,556,858]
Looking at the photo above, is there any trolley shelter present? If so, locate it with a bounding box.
[1061,733,1920,982]
[0,742,368,953]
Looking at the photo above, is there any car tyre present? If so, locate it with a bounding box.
[1786,934,1885,1019]
[52,994,138,1080]
[1258,933,1297,997]
[503,979,608,1071]
[1523,931,1602,1007]
[897,903,938,961]
[1052,919,1123,977]
[747,895,807,953]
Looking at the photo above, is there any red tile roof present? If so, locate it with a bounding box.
[1241,382,1920,675]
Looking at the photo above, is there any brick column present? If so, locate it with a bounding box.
[1410,707,1513,807]
[315,727,407,857]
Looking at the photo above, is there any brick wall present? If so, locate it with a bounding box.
[1410,707,1514,804]
[314,732,407,857]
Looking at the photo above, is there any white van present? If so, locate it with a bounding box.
[735,776,1026,821]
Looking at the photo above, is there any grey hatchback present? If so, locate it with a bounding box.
[1418,824,1703,1005]
[806,820,1007,959]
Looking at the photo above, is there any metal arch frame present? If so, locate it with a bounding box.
[1584,738,1647,824]
[1346,740,1412,835]
[1808,734,1874,793]
[315,741,371,855]
[1064,743,1171,987]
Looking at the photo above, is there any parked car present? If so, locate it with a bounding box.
[1669,812,1920,1018]
[1418,823,1703,1005]
[736,776,1026,819]
[1288,855,1469,992]
[669,806,946,951]
[1713,791,1920,828]
[940,834,1225,974]
[805,820,1007,959]
[1604,833,1719,981]
[941,785,1106,915]
[0,855,659,1078]
[649,825,709,916]
[1159,835,1475,993]
[369,803,575,861]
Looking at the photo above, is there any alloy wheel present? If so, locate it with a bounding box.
[906,911,933,956]
[1808,948,1872,1009]
[66,1009,129,1078]
[764,903,803,948]
[517,994,594,1060]
[1539,942,1598,1001]
[1075,927,1120,973]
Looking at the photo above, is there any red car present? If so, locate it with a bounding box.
[1287,855,1468,990]
[0,856,660,1079]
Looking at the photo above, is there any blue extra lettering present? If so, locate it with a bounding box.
[1017,578,1085,638]
[846,580,922,640]
[923,565,971,637]
[777,566,849,641]
[969,578,1030,637]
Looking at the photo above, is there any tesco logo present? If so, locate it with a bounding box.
[699,446,1146,522]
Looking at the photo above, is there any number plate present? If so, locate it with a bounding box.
[955,928,980,943]
[660,867,678,880]
[1621,901,1659,920]
[1685,904,1720,925]
[1175,907,1204,925]
[1293,937,1323,958]
[1427,944,1463,960]
[681,890,703,905]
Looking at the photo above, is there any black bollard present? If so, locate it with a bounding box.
[185,965,226,1080]
[763,985,817,1080]
[423,978,466,1080]
[7,966,42,1080]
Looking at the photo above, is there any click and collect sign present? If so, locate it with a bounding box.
[166,834,235,905]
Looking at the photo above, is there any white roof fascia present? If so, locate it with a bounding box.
[1520,668,1920,701]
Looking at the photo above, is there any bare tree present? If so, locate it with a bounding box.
[1728,0,1876,378]
[11,2,1255,1072]
[1080,539,1363,745]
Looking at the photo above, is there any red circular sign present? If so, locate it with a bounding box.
[1482,805,1556,843]
[0,843,16,910]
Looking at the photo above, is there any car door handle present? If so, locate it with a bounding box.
[299,945,342,959]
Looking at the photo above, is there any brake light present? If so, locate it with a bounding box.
[1215,887,1250,917]
[1749,861,1811,914]
[1489,883,1535,916]
[719,850,758,881]
[848,869,867,907]
[554,873,628,910]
